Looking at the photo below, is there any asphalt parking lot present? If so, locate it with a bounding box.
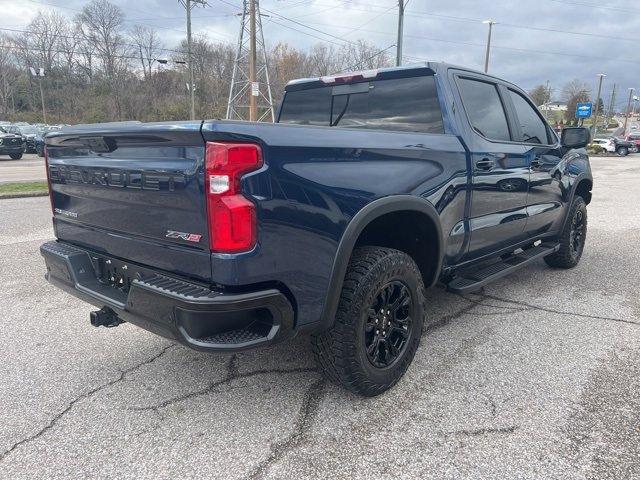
[0,156,638,479]
[0,153,46,184]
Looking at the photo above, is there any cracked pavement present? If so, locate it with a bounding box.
[1,157,639,479]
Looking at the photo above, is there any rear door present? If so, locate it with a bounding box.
[453,74,530,259]
[46,122,212,282]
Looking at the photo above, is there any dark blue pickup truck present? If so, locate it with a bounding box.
[40,62,592,396]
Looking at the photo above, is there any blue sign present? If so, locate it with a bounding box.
[576,102,592,119]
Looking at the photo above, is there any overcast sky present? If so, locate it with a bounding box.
[2,0,638,109]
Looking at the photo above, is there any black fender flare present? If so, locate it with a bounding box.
[561,172,593,231]
[318,195,444,330]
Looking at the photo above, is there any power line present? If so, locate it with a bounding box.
[0,26,187,57]
[304,1,640,43]
[0,43,187,64]
[22,0,231,40]
[546,0,640,14]
[289,20,640,66]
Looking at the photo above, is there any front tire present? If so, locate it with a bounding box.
[617,146,628,156]
[312,246,425,396]
[9,153,22,160]
[544,196,587,269]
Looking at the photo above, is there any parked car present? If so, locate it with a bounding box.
[611,136,635,156]
[9,124,40,153]
[0,126,26,159]
[40,62,593,396]
[590,138,616,153]
[626,131,640,151]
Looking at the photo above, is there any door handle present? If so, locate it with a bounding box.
[475,159,494,171]
[530,158,543,169]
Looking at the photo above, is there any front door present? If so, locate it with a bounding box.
[504,88,566,237]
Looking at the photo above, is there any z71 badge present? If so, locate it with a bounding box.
[165,230,202,243]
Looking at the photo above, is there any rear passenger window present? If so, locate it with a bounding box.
[457,78,511,141]
[279,75,444,134]
[508,90,550,144]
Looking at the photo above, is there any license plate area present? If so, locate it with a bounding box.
[91,255,144,294]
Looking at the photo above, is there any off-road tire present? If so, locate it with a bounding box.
[544,196,587,269]
[312,246,426,396]
[9,153,22,160]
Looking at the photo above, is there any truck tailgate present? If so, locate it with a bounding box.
[45,122,212,282]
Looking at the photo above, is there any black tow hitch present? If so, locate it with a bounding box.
[90,307,125,328]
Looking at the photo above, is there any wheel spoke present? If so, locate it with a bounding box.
[367,338,379,356]
[363,280,414,368]
[390,286,410,312]
[392,325,409,339]
[387,339,400,358]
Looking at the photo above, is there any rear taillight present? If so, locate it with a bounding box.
[44,146,54,214]
[205,142,263,253]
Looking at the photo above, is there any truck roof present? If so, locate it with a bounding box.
[285,61,518,91]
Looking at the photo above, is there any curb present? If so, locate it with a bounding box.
[0,191,49,200]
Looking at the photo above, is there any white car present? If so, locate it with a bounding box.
[591,138,616,152]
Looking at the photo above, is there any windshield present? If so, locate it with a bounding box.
[0,127,6,133]
[18,126,39,135]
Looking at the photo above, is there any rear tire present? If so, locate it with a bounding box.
[9,153,22,160]
[544,196,587,269]
[312,246,426,397]
[617,146,628,156]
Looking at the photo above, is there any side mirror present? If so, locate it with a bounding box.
[561,127,590,149]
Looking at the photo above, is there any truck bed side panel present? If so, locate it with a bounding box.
[202,121,468,326]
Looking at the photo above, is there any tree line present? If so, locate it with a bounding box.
[0,0,392,124]
[528,80,612,125]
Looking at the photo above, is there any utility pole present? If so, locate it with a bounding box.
[545,80,551,120]
[249,0,257,121]
[606,83,616,125]
[396,0,405,67]
[591,73,606,140]
[227,0,274,122]
[179,0,207,120]
[623,88,634,134]
[482,20,496,73]
[29,67,46,124]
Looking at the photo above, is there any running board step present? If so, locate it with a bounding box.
[446,243,560,294]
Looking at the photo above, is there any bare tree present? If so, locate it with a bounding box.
[562,79,591,102]
[18,11,67,73]
[76,0,130,118]
[130,25,162,81]
[529,84,550,107]
[0,34,20,117]
[562,79,591,124]
[340,40,392,71]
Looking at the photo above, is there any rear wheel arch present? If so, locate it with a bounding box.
[319,196,443,330]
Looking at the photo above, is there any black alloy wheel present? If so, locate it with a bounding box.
[364,280,413,368]
[569,208,586,259]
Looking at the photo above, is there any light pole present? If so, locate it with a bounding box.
[482,20,497,73]
[591,73,606,140]
[179,0,207,120]
[29,67,46,124]
[623,88,634,134]
[396,0,406,67]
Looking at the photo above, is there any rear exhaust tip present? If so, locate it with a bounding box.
[90,307,124,328]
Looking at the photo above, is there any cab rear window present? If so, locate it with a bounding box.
[278,75,444,134]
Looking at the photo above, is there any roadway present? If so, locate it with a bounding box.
[0,157,639,478]
[0,154,46,184]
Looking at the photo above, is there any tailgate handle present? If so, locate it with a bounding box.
[475,159,494,171]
